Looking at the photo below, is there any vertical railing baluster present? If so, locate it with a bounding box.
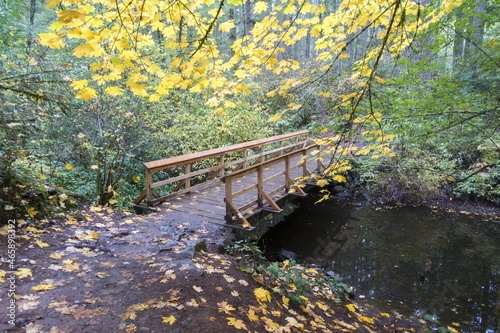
[185,164,191,191]
[146,169,152,205]
[219,154,225,177]
[302,149,307,176]
[285,154,291,192]
[225,177,233,223]
[257,165,263,207]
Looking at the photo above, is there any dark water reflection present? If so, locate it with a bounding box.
[260,196,500,333]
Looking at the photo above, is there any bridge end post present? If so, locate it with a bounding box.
[146,169,153,206]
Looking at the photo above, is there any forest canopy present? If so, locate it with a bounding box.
[1,0,499,223]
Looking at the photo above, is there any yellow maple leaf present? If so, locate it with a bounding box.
[27,207,38,219]
[26,226,43,233]
[219,20,235,33]
[268,113,281,123]
[358,315,375,324]
[217,301,235,315]
[49,252,62,260]
[193,285,203,293]
[105,86,124,96]
[162,315,176,325]
[346,303,357,312]
[70,79,88,90]
[58,10,85,23]
[32,283,56,291]
[333,174,347,183]
[35,240,50,248]
[46,0,61,9]
[247,309,259,322]
[0,270,6,283]
[223,274,235,283]
[86,231,100,239]
[316,179,329,187]
[254,287,271,303]
[226,317,247,330]
[62,259,79,272]
[76,87,97,100]
[254,1,268,14]
[39,32,65,49]
[16,268,33,279]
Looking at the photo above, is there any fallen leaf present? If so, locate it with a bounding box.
[231,290,239,297]
[217,301,236,315]
[0,270,7,283]
[62,259,80,272]
[247,309,259,322]
[162,315,176,325]
[358,315,375,324]
[15,267,32,279]
[346,303,357,312]
[226,317,247,330]
[32,282,56,291]
[193,285,203,293]
[35,240,50,248]
[254,287,271,303]
[95,272,109,279]
[223,274,235,283]
[49,252,64,260]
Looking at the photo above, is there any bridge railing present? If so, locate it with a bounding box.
[135,130,311,206]
[222,143,323,228]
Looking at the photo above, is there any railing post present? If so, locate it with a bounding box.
[302,149,308,176]
[285,154,291,192]
[219,154,225,178]
[146,169,153,206]
[185,164,191,191]
[258,145,264,163]
[242,149,247,168]
[257,165,263,207]
[316,145,322,173]
[225,177,233,223]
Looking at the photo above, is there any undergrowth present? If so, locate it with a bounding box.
[225,240,353,306]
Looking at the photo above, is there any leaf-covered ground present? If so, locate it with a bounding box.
[0,205,435,332]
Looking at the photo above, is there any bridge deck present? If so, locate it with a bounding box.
[157,153,315,227]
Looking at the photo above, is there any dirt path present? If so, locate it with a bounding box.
[1,205,434,332]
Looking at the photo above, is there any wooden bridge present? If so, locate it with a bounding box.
[134,130,325,231]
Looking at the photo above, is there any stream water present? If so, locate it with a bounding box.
[260,196,500,333]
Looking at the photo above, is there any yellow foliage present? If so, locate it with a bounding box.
[254,287,272,303]
[316,179,329,187]
[40,0,462,101]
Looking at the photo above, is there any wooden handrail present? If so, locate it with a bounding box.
[135,130,312,206]
[143,130,310,171]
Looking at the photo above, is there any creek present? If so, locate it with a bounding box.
[260,195,500,333]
